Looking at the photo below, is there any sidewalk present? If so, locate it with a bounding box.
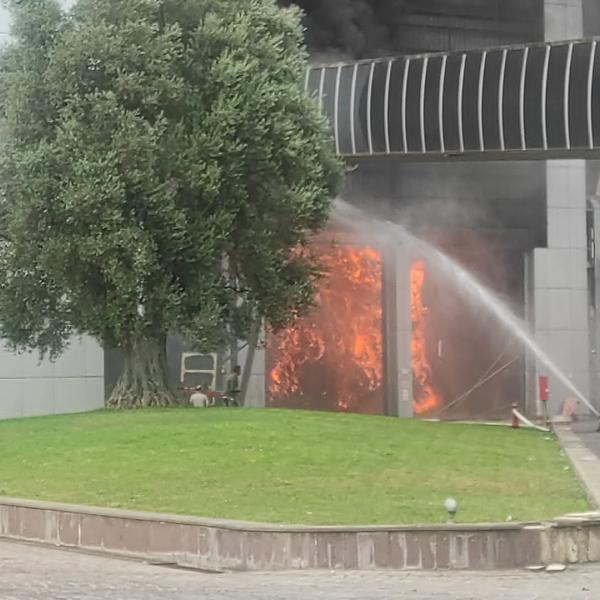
[572,420,600,458]
[2,539,600,600]
[556,421,600,509]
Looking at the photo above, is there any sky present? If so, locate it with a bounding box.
[0,1,74,42]
[0,7,9,40]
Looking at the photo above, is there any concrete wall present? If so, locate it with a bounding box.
[0,337,104,420]
[583,0,600,36]
[3,496,600,572]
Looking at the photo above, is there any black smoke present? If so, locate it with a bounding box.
[280,0,544,60]
[279,0,408,59]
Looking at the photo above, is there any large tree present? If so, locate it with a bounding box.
[0,0,342,408]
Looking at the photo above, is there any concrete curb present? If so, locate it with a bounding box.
[2,497,600,571]
[554,425,600,509]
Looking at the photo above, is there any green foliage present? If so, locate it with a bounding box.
[0,0,342,359]
[0,409,588,525]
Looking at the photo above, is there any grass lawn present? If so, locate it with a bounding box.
[0,408,588,525]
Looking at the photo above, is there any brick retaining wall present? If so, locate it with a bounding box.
[1,497,600,571]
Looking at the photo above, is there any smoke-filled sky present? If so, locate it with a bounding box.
[279,0,409,59]
[280,0,545,59]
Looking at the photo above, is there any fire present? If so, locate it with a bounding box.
[410,260,442,414]
[267,242,383,414]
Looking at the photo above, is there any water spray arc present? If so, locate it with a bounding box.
[332,200,600,419]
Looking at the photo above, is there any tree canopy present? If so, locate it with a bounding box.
[0,0,342,407]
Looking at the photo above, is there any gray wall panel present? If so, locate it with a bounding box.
[0,337,104,421]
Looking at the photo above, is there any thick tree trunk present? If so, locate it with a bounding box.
[107,333,177,409]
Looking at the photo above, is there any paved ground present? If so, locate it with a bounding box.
[1,540,600,600]
[573,419,600,456]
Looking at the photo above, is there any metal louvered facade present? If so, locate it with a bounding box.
[307,38,600,160]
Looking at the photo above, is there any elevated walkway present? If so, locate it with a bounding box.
[307,39,600,160]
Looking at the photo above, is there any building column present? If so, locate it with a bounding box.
[534,161,590,414]
[239,330,266,408]
[382,242,413,417]
[545,0,584,39]
[535,0,591,415]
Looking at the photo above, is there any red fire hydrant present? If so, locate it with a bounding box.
[538,375,549,403]
[539,375,549,425]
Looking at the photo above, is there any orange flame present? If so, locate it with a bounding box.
[410,260,442,414]
[268,243,383,414]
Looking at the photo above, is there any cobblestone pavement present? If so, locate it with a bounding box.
[2,540,600,599]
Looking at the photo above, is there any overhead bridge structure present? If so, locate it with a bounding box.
[307,38,600,160]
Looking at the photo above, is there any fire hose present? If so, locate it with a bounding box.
[511,407,551,433]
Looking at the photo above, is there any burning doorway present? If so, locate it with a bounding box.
[267,240,384,414]
[264,228,527,421]
[409,230,527,421]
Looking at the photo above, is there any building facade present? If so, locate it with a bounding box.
[2,0,600,421]
[262,0,600,420]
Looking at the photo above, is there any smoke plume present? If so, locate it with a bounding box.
[280,1,544,59]
[279,0,408,59]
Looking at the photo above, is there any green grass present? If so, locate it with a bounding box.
[0,408,588,525]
